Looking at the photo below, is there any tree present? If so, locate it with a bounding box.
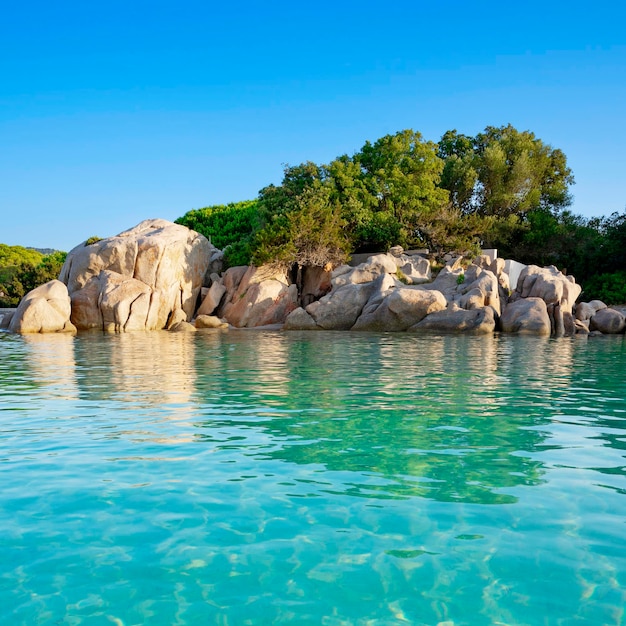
[352,130,449,248]
[253,182,349,269]
[0,249,67,307]
[438,124,574,218]
[175,201,261,267]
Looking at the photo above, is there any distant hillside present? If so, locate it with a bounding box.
[29,248,57,255]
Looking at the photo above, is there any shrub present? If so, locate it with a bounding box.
[581,271,626,305]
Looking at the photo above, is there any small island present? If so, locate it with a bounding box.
[2,125,625,337]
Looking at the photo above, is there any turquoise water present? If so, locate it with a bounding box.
[1,330,625,625]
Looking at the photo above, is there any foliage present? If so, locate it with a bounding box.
[0,244,43,268]
[253,182,349,268]
[581,271,626,305]
[0,249,67,307]
[85,236,102,246]
[258,130,449,258]
[175,201,261,267]
[438,125,574,218]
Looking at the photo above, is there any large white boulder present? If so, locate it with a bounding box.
[351,286,446,331]
[59,219,213,331]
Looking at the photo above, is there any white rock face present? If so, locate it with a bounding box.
[59,219,213,331]
[9,280,76,334]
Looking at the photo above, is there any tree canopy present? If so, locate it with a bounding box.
[0,247,67,307]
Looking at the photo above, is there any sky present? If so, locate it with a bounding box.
[1,0,625,251]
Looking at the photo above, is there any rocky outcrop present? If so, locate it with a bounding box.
[510,265,581,336]
[304,278,382,330]
[572,300,626,335]
[60,219,214,331]
[217,265,299,328]
[8,280,76,334]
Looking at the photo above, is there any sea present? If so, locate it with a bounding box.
[1,329,625,625]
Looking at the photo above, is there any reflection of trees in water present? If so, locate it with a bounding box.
[192,332,584,505]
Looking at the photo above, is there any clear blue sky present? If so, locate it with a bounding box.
[2,0,625,251]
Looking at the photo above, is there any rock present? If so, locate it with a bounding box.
[60,219,213,331]
[513,265,581,336]
[459,266,501,315]
[299,265,332,307]
[195,315,228,329]
[396,254,431,284]
[221,265,248,295]
[0,311,14,329]
[169,321,196,332]
[500,298,551,335]
[588,300,607,312]
[197,281,227,316]
[590,308,626,334]
[305,279,380,330]
[574,319,590,334]
[218,265,298,328]
[575,302,598,322]
[422,265,464,298]
[283,307,321,330]
[166,308,188,329]
[352,286,446,331]
[8,280,76,334]
[332,253,398,288]
[409,306,496,334]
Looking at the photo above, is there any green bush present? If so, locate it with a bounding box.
[581,271,626,305]
[176,201,260,268]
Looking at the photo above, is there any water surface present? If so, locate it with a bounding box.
[1,330,625,625]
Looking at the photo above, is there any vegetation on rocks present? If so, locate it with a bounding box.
[175,124,625,302]
[3,124,626,306]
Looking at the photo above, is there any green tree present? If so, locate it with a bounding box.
[253,182,349,268]
[175,200,261,267]
[352,130,449,248]
[0,249,67,307]
[438,124,574,218]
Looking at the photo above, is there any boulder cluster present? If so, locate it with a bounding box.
[2,219,624,337]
